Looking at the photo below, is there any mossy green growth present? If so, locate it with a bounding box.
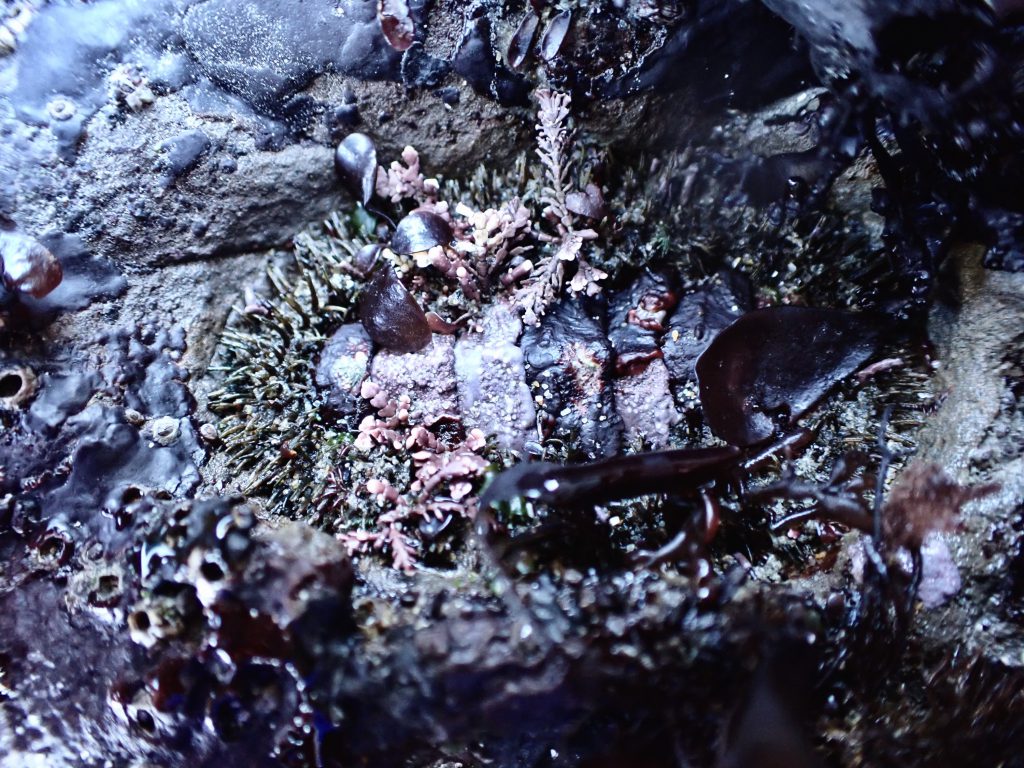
[207,212,368,523]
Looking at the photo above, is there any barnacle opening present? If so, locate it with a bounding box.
[0,364,36,408]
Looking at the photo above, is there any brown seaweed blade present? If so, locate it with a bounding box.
[696,306,883,447]
[479,445,741,511]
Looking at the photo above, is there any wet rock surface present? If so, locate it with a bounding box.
[522,298,623,459]
[661,271,751,390]
[2,1,1024,766]
[454,301,536,451]
[910,249,1024,662]
[181,0,401,113]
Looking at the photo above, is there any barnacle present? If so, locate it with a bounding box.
[0,364,37,410]
[0,230,63,298]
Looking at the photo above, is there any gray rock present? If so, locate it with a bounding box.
[908,247,1024,662]
[181,0,400,114]
[316,323,372,415]
[661,271,750,388]
[454,301,535,451]
[2,3,1023,762]
[0,0,531,274]
[155,128,211,185]
[25,371,97,432]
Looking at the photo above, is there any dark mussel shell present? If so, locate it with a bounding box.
[538,10,571,62]
[359,263,433,353]
[334,133,377,206]
[351,243,383,277]
[695,306,882,447]
[390,210,453,255]
[507,12,539,69]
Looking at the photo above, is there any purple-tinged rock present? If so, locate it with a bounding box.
[917,533,962,609]
[606,273,681,449]
[613,359,681,450]
[853,533,961,609]
[370,335,458,426]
